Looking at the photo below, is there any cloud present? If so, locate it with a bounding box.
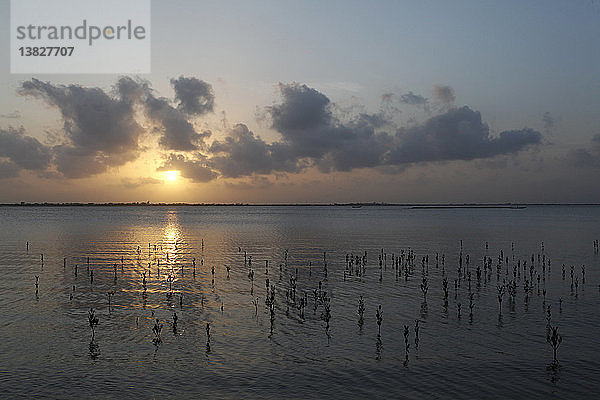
[266,83,391,166]
[433,84,455,105]
[0,160,19,179]
[313,118,394,172]
[387,107,542,164]
[121,177,163,189]
[0,127,52,174]
[268,84,539,172]
[14,78,543,185]
[400,91,428,106]
[269,83,332,136]
[223,175,275,190]
[567,134,600,168]
[541,111,558,136]
[19,78,144,178]
[19,77,215,176]
[158,153,218,182]
[119,76,214,151]
[205,84,540,178]
[145,94,212,151]
[209,123,300,178]
[170,76,215,115]
[542,112,554,131]
[116,76,213,152]
[0,110,22,119]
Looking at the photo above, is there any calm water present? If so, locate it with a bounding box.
[0,205,599,399]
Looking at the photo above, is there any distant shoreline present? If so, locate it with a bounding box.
[1,202,599,207]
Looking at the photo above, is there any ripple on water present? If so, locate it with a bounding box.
[0,205,599,398]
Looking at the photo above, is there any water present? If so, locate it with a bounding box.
[1,205,599,399]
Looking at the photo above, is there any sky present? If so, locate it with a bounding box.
[1,0,600,203]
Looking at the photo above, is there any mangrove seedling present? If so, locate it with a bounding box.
[358,295,365,327]
[88,308,99,340]
[548,324,563,366]
[106,291,115,313]
[376,305,383,335]
[497,285,506,313]
[403,324,410,365]
[414,319,420,348]
[468,293,474,320]
[442,277,449,305]
[152,319,163,344]
[252,297,259,316]
[420,276,428,301]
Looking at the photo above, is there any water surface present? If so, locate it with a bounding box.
[1,205,599,398]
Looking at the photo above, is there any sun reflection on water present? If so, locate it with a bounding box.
[163,211,182,256]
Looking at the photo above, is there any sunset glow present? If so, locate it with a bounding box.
[163,171,179,182]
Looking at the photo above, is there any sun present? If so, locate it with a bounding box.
[163,170,179,182]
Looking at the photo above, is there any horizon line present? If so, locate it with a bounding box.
[2,202,600,207]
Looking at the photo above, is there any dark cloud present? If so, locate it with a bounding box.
[223,175,275,190]
[19,78,144,178]
[0,127,52,171]
[145,94,212,151]
[433,84,455,105]
[115,76,213,152]
[356,112,393,129]
[118,76,213,151]
[19,77,214,176]
[388,107,542,164]
[0,160,19,179]
[170,76,215,115]
[14,78,543,184]
[314,119,393,172]
[269,83,332,135]
[158,153,218,183]
[267,83,381,161]
[205,84,540,178]
[209,123,299,178]
[51,144,110,178]
[400,91,428,106]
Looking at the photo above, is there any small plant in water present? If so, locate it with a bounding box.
[252,297,259,316]
[358,295,365,327]
[547,324,563,367]
[414,319,420,348]
[497,285,506,314]
[152,319,163,344]
[106,291,115,313]
[88,308,99,340]
[172,312,179,334]
[420,276,428,301]
[403,325,410,366]
[442,277,449,308]
[468,293,474,320]
[376,305,383,335]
